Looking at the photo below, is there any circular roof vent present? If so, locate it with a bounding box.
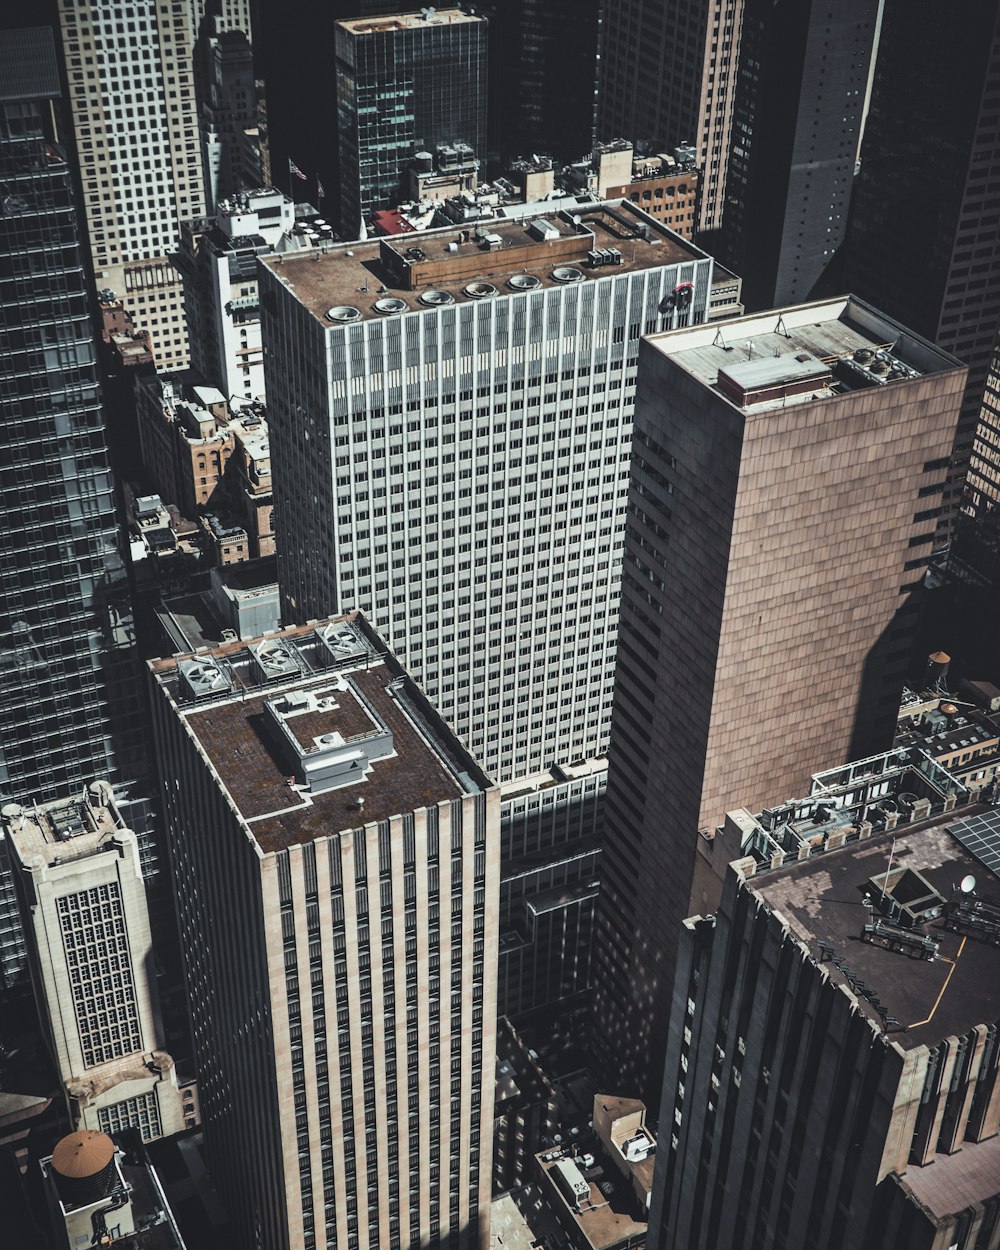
[326,305,362,322]
[464,281,498,299]
[418,289,454,306]
[373,297,407,315]
[508,274,541,291]
[551,266,584,283]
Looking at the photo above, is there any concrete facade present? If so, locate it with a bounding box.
[591,296,967,1100]
[148,614,499,1250]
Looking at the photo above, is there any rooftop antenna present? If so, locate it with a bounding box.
[774,315,791,338]
[746,340,756,359]
[712,327,728,350]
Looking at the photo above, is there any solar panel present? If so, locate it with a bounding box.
[948,809,1000,879]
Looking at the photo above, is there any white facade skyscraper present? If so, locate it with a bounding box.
[54,0,253,370]
[4,785,188,1142]
[259,201,713,781]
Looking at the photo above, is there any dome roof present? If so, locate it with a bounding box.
[51,1131,115,1179]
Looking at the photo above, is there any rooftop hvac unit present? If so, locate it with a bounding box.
[251,639,302,682]
[178,656,232,701]
[318,622,367,664]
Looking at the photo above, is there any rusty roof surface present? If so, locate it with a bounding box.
[183,664,464,853]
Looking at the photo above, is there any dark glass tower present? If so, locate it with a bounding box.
[0,28,149,989]
[335,9,488,237]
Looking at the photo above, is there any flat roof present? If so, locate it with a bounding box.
[644,295,966,413]
[5,796,123,870]
[151,618,482,854]
[752,819,1000,1051]
[538,1153,647,1250]
[261,201,704,326]
[337,9,485,34]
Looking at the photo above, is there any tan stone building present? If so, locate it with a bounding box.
[593,142,700,241]
[54,0,253,369]
[592,295,968,1099]
[148,614,499,1250]
[4,786,189,1143]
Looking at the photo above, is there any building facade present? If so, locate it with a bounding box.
[591,297,967,1100]
[52,0,254,370]
[148,615,499,1250]
[843,0,1000,542]
[498,762,605,1019]
[258,200,713,784]
[335,9,489,238]
[0,27,158,988]
[650,758,1000,1250]
[180,186,295,402]
[5,787,188,1142]
[597,0,745,233]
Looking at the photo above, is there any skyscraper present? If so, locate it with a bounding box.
[591,296,966,1099]
[0,26,141,818]
[598,0,879,307]
[335,9,489,238]
[4,786,188,1142]
[714,0,878,308]
[52,0,254,370]
[650,764,1000,1250]
[597,0,745,233]
[258,200,714,783]
[148,614,499,1250]
[842,0,1000,540]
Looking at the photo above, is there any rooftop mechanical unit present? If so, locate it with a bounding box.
[318,622,368,665]
[178,655,232,701]
[251,639,303,683]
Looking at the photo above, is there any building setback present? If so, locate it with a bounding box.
[650,758,1000,1250]
[148,614,499,1250]
[591,296,967,1101]
[258,200,713,785]
[4,787,188,1143]
[335,9,489,238]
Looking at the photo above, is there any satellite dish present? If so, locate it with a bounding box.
[960,875,977,894]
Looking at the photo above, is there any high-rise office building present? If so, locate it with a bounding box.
[650,759,1000,1250]
[335,9,489,238]
[0,26,156,993]
[258,200,714,783]
[52,0,254,370]
[714,0,878,308]
[597,0,745,234]
[591,296,967,1100]
[842,0,1000,539]
[148,614,499,1250]
[491,0,599,164]
[4,786,188,1142]
[598,0,878,307]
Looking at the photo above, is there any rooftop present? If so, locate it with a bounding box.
[150,615,487,854]
[646,295,965,413]
[337,9,485,34]
[537,1152,647,1250]
[261,200,704,326]
[751,817,1000,1051]
[3,785,126,871]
